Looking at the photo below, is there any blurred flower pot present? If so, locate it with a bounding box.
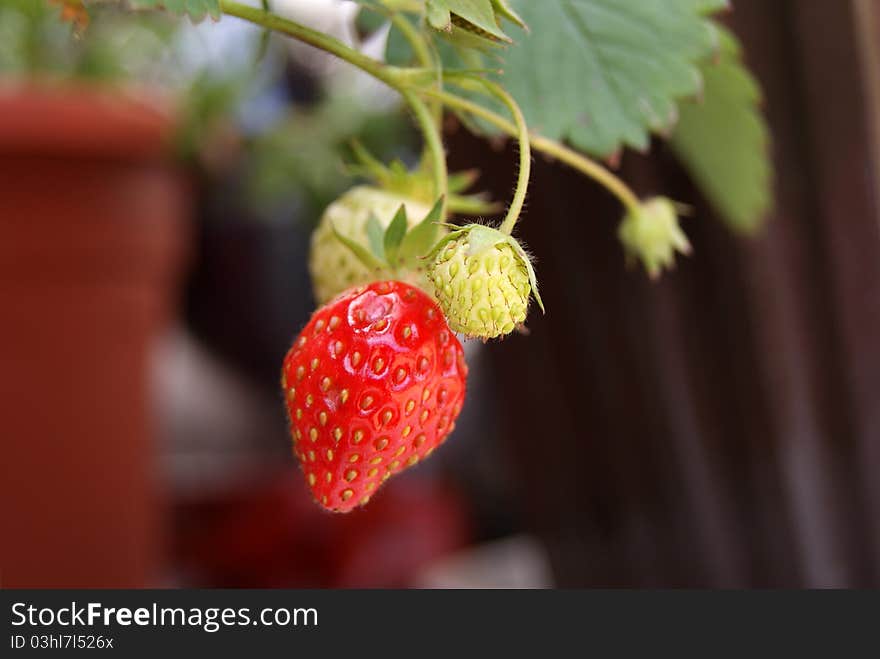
[0,84,190,586]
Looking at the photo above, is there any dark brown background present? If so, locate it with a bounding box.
[447,0,880,587]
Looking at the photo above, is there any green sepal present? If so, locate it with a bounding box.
[447,169,481,194]
[331,222,386,271]
[447,193,501,216]
[345,140,496,218]
[347,139,391,182]
[511,239,544,313]
[399,196,444,261]
[490,0,527,31]
[464,223,505,256]
[443,0,512,43]
[442,25,507,52]
[383,204,409,264]
[426,2,452,31]
[423,227,469,263]
[365,214,385,260]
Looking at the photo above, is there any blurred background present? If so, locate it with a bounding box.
[1,0,878,588]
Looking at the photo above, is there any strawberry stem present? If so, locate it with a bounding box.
[419,87,642,214]
[402,90,448,219]
[220,1,397,86]
[218,0,641,217]
[446,75,531,235]
[385,10,444,133]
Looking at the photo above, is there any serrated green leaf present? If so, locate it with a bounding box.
[366,214,386,260]
[491,0,725,157]
[669,27,771,233]
[383,205,409,263]
[332,222,386,271]
[399,196,444,260]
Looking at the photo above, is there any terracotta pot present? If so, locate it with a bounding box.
[0,84,191,587]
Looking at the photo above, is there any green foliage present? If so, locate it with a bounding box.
[244,96,417,217]
[495,0,728,158]
[38,0,774,249]
[669,27,771,233]
[0,0,176,79]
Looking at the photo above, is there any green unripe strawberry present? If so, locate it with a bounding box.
[427,224,543,339]
[618,197,691,279]
[309,186,433,304]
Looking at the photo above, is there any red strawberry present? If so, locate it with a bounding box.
[281,280,467,513]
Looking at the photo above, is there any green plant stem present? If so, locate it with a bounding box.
[222,0,446,213]
[454,77,530,234]
[219,0,639,214]
[422,87,641,213]
[219,0,397,85]
[403,90,448,217]
[386,11,445,170]
[389,12,433,69]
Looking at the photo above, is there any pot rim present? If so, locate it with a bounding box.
[0,79,178,162]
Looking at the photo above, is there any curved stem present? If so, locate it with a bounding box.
[389,12,433,69]
[403,90,448,218]
[219,0,640,214]
[388,12,444,167]
[219,0,397,85]
[421,87,641,213]
[453,77,530,234]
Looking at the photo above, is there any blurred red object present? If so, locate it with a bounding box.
[0,84,190,587]
[173,471,470,588]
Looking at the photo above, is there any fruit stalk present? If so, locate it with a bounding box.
[447,74,531,234]
[219,0,640,215]
[219,0,398,86]
[402,89,448,218]
[386,10,445,168]
[421,87,642,214]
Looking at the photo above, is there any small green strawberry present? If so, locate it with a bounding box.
[427,224,543,339]
[618,197,691,278]
[309,186,433,305]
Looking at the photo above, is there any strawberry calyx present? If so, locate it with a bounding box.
[618,197,692,279]
[346,140,498,217]
[330,196,446,296]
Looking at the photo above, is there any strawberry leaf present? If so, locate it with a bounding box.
[669,26,772,233]
[490,0,729,158]
[383,204,409,264]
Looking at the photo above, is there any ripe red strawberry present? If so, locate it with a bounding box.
[281,280,467,513]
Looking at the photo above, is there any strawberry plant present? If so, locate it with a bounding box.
[47,0,772,511]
